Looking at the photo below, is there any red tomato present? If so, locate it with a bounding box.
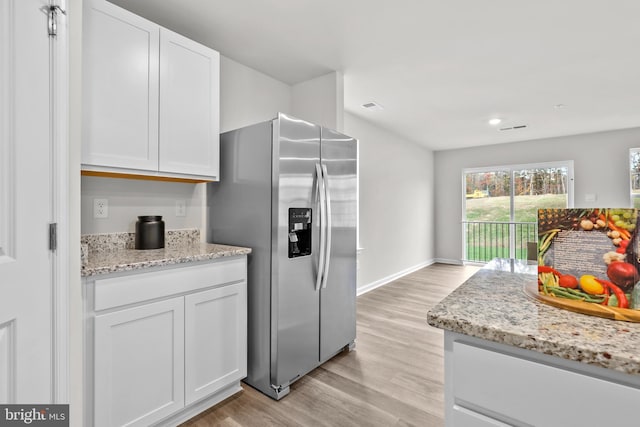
[558,275,579,289]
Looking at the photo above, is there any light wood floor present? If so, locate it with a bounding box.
[181,263,480,427]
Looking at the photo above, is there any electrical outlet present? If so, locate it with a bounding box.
[175,200,186,217]
[94,198,108,219]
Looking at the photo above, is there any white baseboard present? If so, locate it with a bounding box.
[433,258,463,265]
[357,259,435,296]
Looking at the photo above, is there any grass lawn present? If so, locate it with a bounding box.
[465,194,567,222]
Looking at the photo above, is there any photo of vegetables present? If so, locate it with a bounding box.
[537,208,640,313]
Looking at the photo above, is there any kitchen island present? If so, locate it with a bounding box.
[427,260,640,427]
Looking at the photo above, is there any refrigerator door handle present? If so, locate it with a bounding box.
[315,163,327,292]
[321,164,332,289]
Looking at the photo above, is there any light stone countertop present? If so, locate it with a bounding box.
[80,229,251,277]
[427,262,640,376]
[81,242,251,277]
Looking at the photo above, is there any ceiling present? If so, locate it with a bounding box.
[107,0,640,151]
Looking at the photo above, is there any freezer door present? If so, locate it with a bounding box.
[319,128,358,362]
[271,114,322,387]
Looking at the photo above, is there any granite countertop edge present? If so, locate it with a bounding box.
[427,268,640,376]
[81,243,252,278]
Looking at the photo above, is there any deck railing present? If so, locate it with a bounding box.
[463,221,537,262]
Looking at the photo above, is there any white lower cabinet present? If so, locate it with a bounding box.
[185,283,247,405]
[85,257,247,427]
[94,298,185,427]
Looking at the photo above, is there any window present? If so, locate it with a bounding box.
[463,161,574,262]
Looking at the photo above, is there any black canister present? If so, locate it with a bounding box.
[135,215,165,249]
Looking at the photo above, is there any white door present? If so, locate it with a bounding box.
[0,0,55,402]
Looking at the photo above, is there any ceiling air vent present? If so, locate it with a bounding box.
[499,125,528,131]
[361,101,384,111]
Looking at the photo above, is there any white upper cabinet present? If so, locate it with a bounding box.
[82,0,159,171]
[159,29,220,178]
[82,0,220,181]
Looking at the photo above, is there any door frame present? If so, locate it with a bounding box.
[51,0,70,403]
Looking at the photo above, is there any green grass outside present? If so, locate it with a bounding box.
[464,194,566,261]
[465,194,567,222]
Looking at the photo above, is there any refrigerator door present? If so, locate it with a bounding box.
[319,128,358,362]
[271,114,322,388]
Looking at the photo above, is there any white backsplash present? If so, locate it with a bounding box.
[81,176,207,237]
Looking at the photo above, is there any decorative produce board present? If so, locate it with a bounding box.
[536,208,640,322]
[524,282,640,322]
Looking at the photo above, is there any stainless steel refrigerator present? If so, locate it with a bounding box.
[207,113,357,400]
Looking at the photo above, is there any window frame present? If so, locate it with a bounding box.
[629,148,640,208]
[462,160,575,261]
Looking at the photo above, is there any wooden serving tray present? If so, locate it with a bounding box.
[523,282,640,322]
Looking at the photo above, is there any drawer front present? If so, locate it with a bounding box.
[94,256,246,311]
[453,341,640,427]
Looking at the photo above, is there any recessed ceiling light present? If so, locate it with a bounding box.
[488,118,502,126]
[361,101,384,111]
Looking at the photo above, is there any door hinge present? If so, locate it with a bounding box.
[48,5,66,38]
[49,223,57,251]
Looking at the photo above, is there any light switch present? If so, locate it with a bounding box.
[584,193,597,202]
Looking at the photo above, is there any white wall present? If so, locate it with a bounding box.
[292,71,344,131]
[220,56,291,132]
[344,112,435,292]
[81,176,206,234]
[434,127,640,262]
[81,55,292,236]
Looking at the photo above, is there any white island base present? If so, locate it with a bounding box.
[444,331,640,427]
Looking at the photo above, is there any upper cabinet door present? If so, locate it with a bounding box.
[82,0,160,171]
[159,28,220,178]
